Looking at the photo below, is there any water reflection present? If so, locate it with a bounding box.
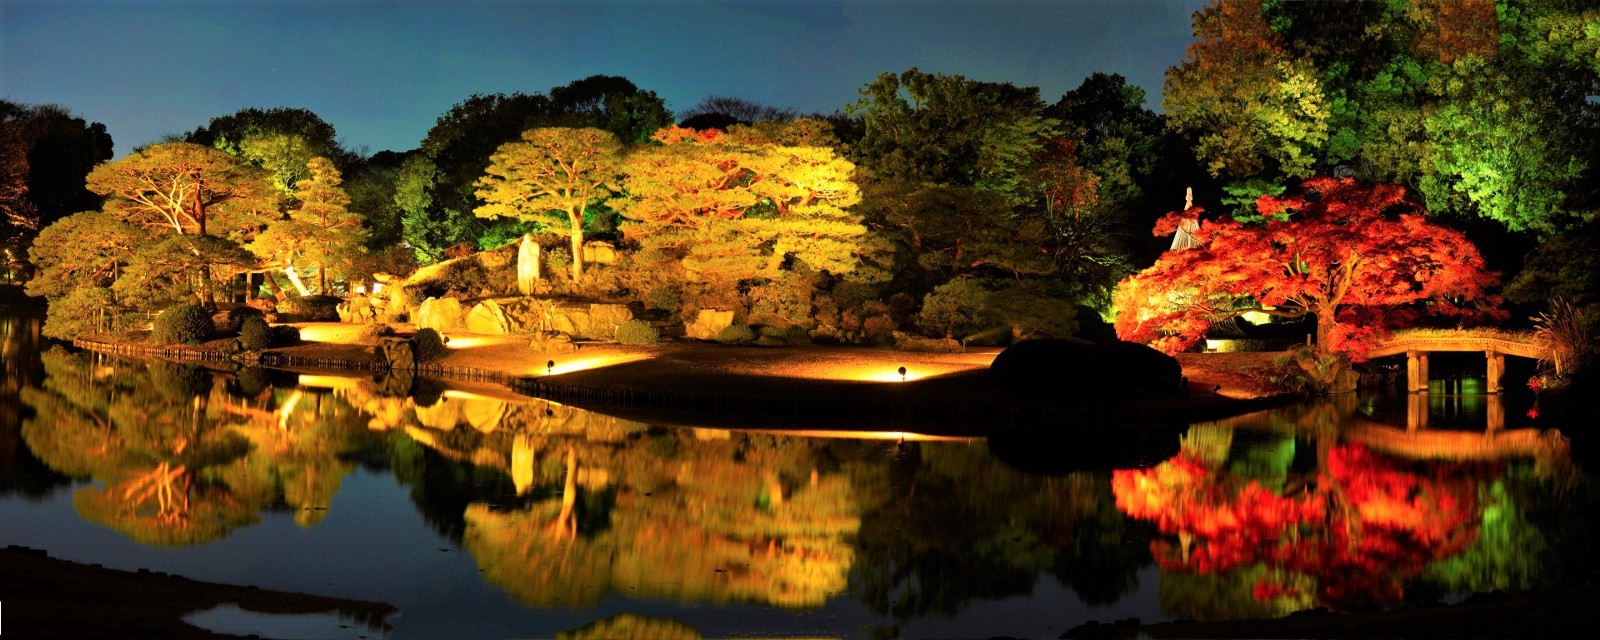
[20,349,385,543]
[6,345,1596,634]
[1113,399,1581,621]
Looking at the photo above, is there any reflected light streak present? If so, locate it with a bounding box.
[296,374,363,391]
[277,390,303,430]
[739,429,979,443]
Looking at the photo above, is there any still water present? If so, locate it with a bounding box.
[2,312,1596,639]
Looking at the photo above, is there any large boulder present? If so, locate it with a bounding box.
[989,339,1184,402]
[582,241,619,266]
[413,296,466,333]
[548,303,634,339]
[466,299,511,335]
[685,309,735,341]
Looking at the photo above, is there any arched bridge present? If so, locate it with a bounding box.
[1367,330,1548,394]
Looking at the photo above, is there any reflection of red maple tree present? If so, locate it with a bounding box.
[1113,444,1482,609]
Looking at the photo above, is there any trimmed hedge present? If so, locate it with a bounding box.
[413,328,448,362]
[715,324,755,345]
[614,319,660,345]
[239,317,273,350]
[151,304,214,345]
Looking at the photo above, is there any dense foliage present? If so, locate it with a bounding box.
[1114,178,1503,358]
[150,303,214,345]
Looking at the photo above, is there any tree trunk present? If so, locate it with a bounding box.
[568,211,584,283]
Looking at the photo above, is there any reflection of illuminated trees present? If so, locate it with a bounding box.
[850,442,1151,621]
[20,349,383,543]
[1112,430,1510,619]
[461,429,860,608]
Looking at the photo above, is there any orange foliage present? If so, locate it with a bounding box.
[651,125,723,145]
[1115,177,1503,358]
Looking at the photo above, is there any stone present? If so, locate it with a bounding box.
[988,338,1183,402]
[547,303,633,339]
[376,337,416,371]
[517,234,541,295]
[582,241,618,265]
[530,331,579,353]
[685,309,735,340]
[465,299,511,335]
[338,296,376,323]
[413,297,466,333]
[587,303,632,340]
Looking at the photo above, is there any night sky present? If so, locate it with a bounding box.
[2,0,1206,158]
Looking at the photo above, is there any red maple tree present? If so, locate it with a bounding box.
[1114,177,1503,358]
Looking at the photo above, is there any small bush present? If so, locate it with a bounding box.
[413,327,449,362]
[716,324,755,345]
[238,316,273,350]
[151,304,214,345]
[615,319,660,345]
[358,323,397,342]
[219,306,266,334]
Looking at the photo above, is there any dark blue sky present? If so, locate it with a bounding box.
[2,0,1206,158]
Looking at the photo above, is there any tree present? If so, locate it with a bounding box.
[86,142,278,305]
[611,128,864,318]
[185,107,347,181]
[679,95,797,129]
[1114,178,1502,361]
[1164,0,1329,183]
[548,75,674,144]
[1045,73,1169,210]
[0,101,113,231]
[253,157,365,293]
[475,128,622,282]
[847,68,1059,205]
[87,142,278,239]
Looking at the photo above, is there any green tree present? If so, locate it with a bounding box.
[475,128,622,282]
[185,107,347,176]
[253,157,365,293]
[847,68,1059,205]
[548,75,674,144]
[1164,0,1330,183]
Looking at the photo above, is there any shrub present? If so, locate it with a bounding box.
[615,319,660,345]
[238,317,271,350]
[150,304,214,345]
[715,324,755,345]
[413,327,448,362]
[358,323,397,342]
[219,306,266,333]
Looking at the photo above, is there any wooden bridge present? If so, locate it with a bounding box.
[1367,331,1548,394]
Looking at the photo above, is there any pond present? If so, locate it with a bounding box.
[2,312,1596,639]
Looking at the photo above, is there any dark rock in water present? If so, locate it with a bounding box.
[988,426,1183,476]
[989,338,1182,402]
